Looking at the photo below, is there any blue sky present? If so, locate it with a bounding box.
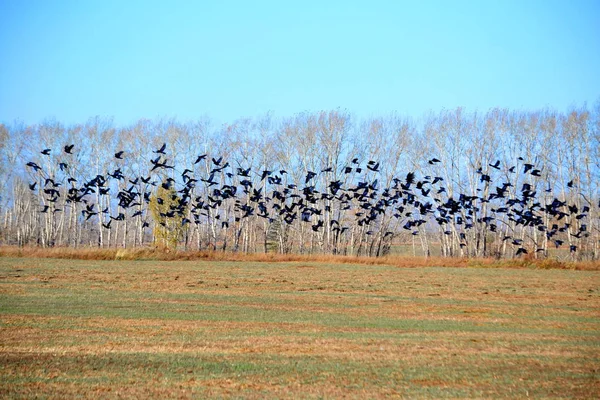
[1,0,599,126]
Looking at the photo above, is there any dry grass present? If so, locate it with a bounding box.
[1,257,599,398]
[1,259,599,398]
[1,245,598,270]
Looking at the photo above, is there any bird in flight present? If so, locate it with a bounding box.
[367,161,380,172]
[154,143,167,154]
[194,154,207,164]
[305,171,317,183]
[489,160,500,170]
[26,162,42,171]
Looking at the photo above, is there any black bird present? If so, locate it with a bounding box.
[261,170,272,181]
[268,175,282,185]
[26,162,42,171]
[523,163,534,173]
[150,158,174,172]
[181,168,193,177]
[367,161,380,172]
[115,151,124,159]
[237,167,251,177]
[428,158,441,165]
[194,154,207,164]
[516,247,528,256]
[41,149,51,155]
[489,160,500,170]
[154,143,167,154]
[110,213,125,221]
[311,219,324,232]
[64,144,75,154]
[45,178,59,187]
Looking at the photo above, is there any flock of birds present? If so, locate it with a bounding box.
[25,143,593,255]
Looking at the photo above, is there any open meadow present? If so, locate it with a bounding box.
[1,256,599,398]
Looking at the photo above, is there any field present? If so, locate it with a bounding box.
[1,257,599,398]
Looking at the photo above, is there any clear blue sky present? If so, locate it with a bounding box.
[1,0,599,126]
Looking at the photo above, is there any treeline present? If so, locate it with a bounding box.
[0,105,598,260]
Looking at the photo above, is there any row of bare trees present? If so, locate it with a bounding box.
[1,104,598,260]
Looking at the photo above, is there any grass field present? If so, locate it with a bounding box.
[1,257,599,398]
